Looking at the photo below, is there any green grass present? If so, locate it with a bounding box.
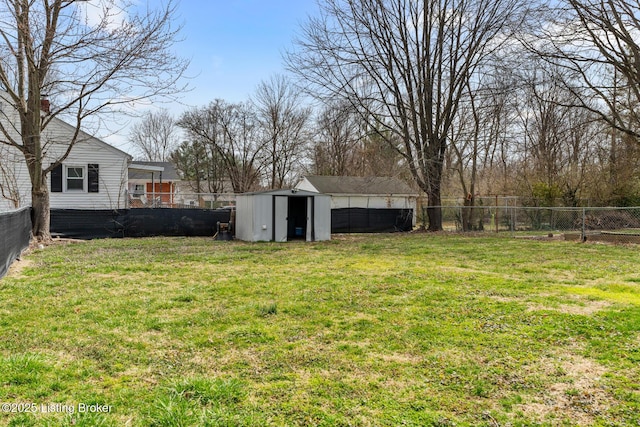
[1,234,640,426]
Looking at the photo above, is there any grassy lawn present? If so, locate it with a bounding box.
[1,234,639,426]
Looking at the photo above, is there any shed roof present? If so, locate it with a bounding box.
[238,188,327,198]
[302,176,417,195]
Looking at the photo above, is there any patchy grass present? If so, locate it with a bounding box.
[1,234,640,426]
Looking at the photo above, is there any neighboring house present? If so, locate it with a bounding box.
[0,100,131,211]
[296,175,418,232]
[174,179,236,209]
[128,161,180,207]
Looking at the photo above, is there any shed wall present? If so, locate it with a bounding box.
[252,194,274,242]
[235,195,254,242]
[330,195,416,210]
[314,195,331,241]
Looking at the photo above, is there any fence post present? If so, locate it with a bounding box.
[581,207,586,242]
[495,195,499,233]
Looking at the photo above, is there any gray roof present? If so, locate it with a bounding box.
[303,176,416,195]
[129,161,181,181]
[239,188,328,197]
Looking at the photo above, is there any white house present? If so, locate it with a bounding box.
[0,96,132,211]
[295,176,418,232]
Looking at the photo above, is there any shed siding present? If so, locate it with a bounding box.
[314,195,332,241]
[252,194,274,242]
[330,195,417,210]
[235,195,254,242]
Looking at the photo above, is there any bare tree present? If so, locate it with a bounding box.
[287,0,527,230]
[311,101,362,176]
[253,75,311,189]
[0,0,187,240]
[530,0,640,140]
[129,109,179,161]
[512,64,604,206]
[178,100,265,193]
[0,146,22,208]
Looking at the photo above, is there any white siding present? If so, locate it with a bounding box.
[236,194,275,242]
[295,177,318,193]
[47,140,129,209]
[314,195,332,241]
[252,194,274,242]
[235,194,254,241]
[0,104,130,210]
[330,195,416,210]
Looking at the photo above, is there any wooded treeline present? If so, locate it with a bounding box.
[129,0,640,231]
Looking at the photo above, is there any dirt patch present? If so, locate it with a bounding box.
[526,300,613,316]
[5,258,33,278]
[4,238,85,279]
[516,355,612,425]
[514,234,565,241]
[488,295,613,316]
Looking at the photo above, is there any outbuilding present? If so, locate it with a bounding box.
[235,189,331,242]
[296,176,418,232]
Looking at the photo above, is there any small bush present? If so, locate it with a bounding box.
[256,303,277,317]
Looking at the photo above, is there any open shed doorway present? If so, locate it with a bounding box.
[287,196,308,240]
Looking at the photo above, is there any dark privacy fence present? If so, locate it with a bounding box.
[50,208,233,239]
[331,208,413,233]
[0,207,31,279]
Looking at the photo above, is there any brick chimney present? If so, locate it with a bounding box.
[40,97,50,114]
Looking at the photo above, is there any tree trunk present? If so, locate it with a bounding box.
[426,189,443,232]
[462,197,473,232]
[31,180,51,242]
[425,158,444,231]
[423,141,446,232]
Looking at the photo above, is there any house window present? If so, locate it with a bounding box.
[66,166,85,191]
[133,184,145,196]
[50,163,99,193]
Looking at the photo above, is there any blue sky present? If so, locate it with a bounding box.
[105,0,320,151]
[175,0,318,105]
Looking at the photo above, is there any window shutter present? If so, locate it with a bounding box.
[88,164,99,193]
[50,164,62,192]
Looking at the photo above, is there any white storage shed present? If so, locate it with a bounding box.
[235,189,331,242]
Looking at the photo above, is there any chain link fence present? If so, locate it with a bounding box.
[422,205,640,244]
[127,192,237,209]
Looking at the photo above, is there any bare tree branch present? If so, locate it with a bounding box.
[0,0,188,239]
[286,0,527,230]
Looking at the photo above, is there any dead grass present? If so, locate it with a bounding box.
[5,258,32,278]
[516,354,612,426]
[489,295,614,316]
[527,300,613,316]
